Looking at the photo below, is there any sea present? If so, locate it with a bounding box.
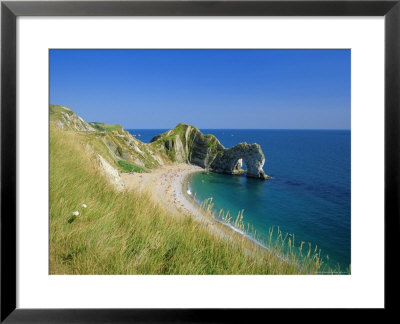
[127,129,351,271]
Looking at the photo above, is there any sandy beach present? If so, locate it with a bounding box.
[121,163,216,225]
[121,163,265,249]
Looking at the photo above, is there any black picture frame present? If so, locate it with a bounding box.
[1,0,399,322]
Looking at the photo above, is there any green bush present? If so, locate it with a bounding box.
[118,160,143,173]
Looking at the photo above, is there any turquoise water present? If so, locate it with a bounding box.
[127,129,351,270]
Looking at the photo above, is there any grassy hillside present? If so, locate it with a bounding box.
[49,104,73,117]
[50,125,326,274]
[50,104,95,132]
[49,104,170,175]
[89,122,123,132]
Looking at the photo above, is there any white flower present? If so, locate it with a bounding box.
[82,204,87,208]
[72,211,79,216]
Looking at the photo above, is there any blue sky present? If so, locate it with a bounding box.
[50,49,350,129]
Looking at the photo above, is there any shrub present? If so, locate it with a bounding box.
[117,160,143,173]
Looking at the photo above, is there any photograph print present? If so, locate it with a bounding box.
[49,49,350,275]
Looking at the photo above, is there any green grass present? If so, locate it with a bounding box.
[117,160,144,173]
[50,104,73,114]
[89,122,123,132]
[49,104,74,121]
[50,125,329,275]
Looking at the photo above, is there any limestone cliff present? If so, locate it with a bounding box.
[210,142,268,179]
[50,105,95,132]
[50,105,268,180]
[50,105,170,177]
[151,123,268,179]
[151,123,224,167]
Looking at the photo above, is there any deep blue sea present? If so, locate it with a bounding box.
[127,129,351,271]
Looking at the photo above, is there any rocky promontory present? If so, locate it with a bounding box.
[50,105,268,180]
[151,123,269,179]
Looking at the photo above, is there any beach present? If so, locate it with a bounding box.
[122,163,249,244]
[121,163,213,223]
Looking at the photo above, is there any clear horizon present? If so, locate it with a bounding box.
[50,49,351,130]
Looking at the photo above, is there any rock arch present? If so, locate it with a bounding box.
[151,124,269,180]
[210,143,268,179]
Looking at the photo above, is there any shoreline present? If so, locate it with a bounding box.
[121,163,269,253]
[181,172,273,253]
[121,163,211,222]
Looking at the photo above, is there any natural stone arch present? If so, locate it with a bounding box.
[151,123,269,180]
[210,143,268,179]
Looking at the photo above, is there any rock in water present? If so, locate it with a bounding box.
[211,143,268,179]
